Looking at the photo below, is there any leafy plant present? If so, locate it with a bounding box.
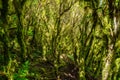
[13,61,29,80]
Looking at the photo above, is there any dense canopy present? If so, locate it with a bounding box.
[0,0,120,80]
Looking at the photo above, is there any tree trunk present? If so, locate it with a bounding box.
[102,43,115,80]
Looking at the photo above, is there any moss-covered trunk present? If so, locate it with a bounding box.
[1,0,10,66]
[13,0,27,62]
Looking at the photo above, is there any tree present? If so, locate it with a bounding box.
[0,0,120,80]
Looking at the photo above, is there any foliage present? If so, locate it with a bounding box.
[13,61,29,80]
[0,0,120,80]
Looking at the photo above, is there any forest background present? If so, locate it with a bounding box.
[0,0,120,80]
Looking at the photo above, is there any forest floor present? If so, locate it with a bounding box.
[27,55,100,80]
